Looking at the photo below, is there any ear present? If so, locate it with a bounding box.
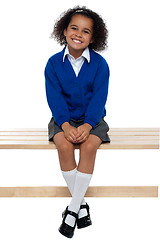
[64,29,67,37]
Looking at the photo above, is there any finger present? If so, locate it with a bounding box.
[77,135,88,143]
[73,129,78,136]
[75,132,82,139]
[75,129,83,138]
[71,132,81,143]
[67,136,75,143]
[70,132,76,140]
[76,132,87,142]
[66,132,75,142]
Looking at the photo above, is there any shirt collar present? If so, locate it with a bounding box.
[63,45,90,63]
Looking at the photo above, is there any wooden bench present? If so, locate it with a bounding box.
[0,128,159,197]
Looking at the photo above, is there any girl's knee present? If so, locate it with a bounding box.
[57,141,74,155]
[81,141,97,155]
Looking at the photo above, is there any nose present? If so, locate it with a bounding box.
[75,30,82,38]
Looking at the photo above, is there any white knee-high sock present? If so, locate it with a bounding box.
[61,168,87,220]
[65,170,92,227]
[62,168,77,195]
[62,168,87,203]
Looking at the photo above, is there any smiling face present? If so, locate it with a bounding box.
[64,14,94,59]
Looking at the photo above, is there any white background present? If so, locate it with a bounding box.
[0,0,159,239]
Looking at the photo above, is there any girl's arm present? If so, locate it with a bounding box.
[84,58,110,128]
[45,59,70,128]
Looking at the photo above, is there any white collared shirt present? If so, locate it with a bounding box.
[63,45,90,77]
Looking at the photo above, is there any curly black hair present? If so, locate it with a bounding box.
[51,6,108,52]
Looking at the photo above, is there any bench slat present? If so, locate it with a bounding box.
[0,128,159,136]
[0,128,159,149]
[0,140,158,149]
[0,186,158,197]
[0,135,159,141]
[0,128,159,132]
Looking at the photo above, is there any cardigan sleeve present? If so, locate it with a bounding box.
[45,59,70,127]
[84,57,110,128]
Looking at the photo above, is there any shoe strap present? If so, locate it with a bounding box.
[80,203,90,215]
[80,203,89,211]
[65,209,78,219]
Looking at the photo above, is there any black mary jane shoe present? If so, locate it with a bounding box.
[77,203,92,229]
[62,203,92,230]
[59,207,78,238]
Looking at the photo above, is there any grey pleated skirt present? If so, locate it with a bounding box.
[48,118,110,143]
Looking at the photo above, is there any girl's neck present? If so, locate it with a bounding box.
[68,46,85,59]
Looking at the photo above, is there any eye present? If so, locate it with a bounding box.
[71,27,77,30]
[84,30,89,34]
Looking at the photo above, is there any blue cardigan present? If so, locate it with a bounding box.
[45,48,110,129]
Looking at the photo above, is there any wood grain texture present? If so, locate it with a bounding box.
[0,128,159,149]
[0,186,158,197]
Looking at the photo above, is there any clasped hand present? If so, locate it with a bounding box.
[62,122,92,143]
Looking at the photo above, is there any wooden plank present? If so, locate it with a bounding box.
[0,141,56,149]
[0,186,158,197]
[0,140,159,149]
[0,128,159,149]
[0,135,159,141]
[0,131,48,136]
[99,142,159,150]
[0,128,159,136]
[0,139,159,149]
[0,130,159,136]
[110,132,159,136]
[0,128,159,132]
[0,136,49,140]
[0,128,47,132]
[109,128,159,132]
[0,132,158,138]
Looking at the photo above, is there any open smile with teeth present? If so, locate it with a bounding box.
[72,39,82,44]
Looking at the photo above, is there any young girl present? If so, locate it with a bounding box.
[45,6,110,238]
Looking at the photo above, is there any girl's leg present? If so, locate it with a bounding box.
[78,134,102,174]
[53,132,76,171]
[54,132,87,221]
[65,135,102,226]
